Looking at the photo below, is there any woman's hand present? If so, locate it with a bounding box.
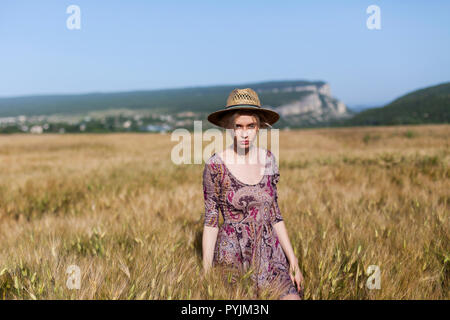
[202,264,212,278]
[288,258,304,294]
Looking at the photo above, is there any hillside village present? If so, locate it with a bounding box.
[0,111,198,134]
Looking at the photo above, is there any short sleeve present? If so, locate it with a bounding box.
[202,159,221,228]
[269,153,283,226]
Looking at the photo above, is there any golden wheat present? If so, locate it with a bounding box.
[0,125,448,299]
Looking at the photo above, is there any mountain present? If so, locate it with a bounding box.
[338,82,450,126]
[271,82,352,126]
[0,80,350,127]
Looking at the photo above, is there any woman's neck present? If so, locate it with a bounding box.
[227,144,262,165]
[233,143,252,156]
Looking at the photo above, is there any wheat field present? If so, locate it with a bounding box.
[0,124,448,299]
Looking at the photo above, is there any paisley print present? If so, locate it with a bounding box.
[202,148,303,299]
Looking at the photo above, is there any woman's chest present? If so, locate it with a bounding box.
[220,174,275,210]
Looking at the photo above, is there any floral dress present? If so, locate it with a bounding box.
[202,148,302,299]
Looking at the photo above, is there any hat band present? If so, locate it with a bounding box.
[225,104,261,109]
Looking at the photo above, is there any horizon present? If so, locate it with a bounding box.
[1,79,447,110]
[1,1,449,107]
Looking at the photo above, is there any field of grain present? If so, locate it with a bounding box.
[0,124,448,299]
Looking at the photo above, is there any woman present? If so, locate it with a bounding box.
[202,88,304,300]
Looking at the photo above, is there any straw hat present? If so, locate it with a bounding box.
[207,88,280,128]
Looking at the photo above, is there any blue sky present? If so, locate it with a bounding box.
[0,0,449,106]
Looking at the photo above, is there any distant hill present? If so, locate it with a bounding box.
[0,80,351,127]
[337,82,450,126]
[346,104,384,113]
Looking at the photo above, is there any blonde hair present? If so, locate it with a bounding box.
[219,110,272,129]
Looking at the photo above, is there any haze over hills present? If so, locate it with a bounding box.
[346,104,385,113]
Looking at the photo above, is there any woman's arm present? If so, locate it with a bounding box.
[270,152,296,263]
[269,152,304,292]
[274,221,304,293]
[272,221,297,264]
[202,225,219,274]
[202,160,221,274]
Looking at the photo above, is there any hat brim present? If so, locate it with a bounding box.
[207,105,280,128]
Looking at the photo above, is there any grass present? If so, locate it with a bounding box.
[0,124,448,299]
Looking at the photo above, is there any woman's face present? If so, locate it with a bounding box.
[231,114,259,149]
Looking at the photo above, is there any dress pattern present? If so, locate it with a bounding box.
[202,148,302,299]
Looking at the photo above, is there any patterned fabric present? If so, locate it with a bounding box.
[202,148,302,299]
